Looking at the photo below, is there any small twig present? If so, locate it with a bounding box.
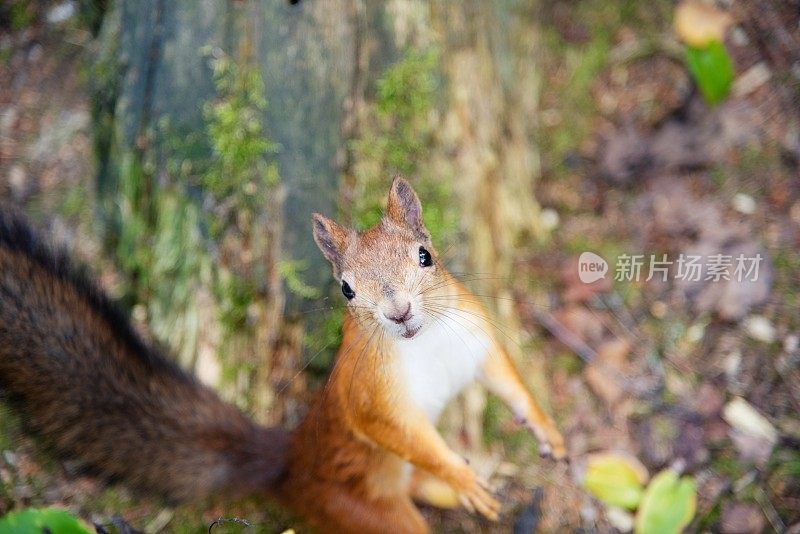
[532,308,659,396]
[597,292,642,344]
[208,517,252,533]
[609,34,684,64]
[532,309,598,364]
[93,515,142,534]
[753,486,786,534]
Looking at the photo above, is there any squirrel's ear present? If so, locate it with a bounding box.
[312,213,348,272]
[386,176,430,241]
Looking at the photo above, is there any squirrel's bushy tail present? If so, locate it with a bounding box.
[0,206,288,502]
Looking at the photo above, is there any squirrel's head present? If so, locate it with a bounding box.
[312,177,445,340]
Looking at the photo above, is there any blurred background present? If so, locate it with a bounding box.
[0,0,798,532]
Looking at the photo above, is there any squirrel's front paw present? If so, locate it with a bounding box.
[515,414,568,461]
[453,465,501,521]
[538,429,567,461]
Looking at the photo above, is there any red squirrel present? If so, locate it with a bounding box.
[0,178,564,533]
[276,177,565,532]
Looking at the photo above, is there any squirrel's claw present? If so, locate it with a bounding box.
[547,433,568,461]
[515,415,567,462]
[459,483,500,521]
[538,436,568,461]
[453,464,501,521]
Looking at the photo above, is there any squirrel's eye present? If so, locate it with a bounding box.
[419,247,433,267]
[342,281,356,300]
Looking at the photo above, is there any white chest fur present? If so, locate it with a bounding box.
[394,313,492,421]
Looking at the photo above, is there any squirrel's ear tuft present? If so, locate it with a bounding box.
[312,213,348,272]
[386,176,429,241]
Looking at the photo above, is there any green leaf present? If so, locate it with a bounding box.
[635,469,697,534]
[685,40,734,105]
[583,454,648,510]
[0,507,91,534]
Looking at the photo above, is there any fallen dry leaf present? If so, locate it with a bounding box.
[636,181,773,321]
[723,397,778,465]
[562,255,614,302]
[600,99,762,185]
[743,315,777,343]
[552,305,606,346]
[692,381,725,418]
[583,452,649,509]
[720,501,766,534]
[674,1,733,47]
[584,338,632,407]
[723,397,779,444]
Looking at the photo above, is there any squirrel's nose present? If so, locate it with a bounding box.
[385,303,412,324]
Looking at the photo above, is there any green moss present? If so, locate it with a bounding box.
[203,50,279,211]
[696,498,723,532]
[540,0,672,180]
[216,268,255,334]
[92,46,288,397]
[373,50,439,176]
[350,48,455,250]
[773,248,800,322]
[710,449,746,480]
[83,493,290,534]
[5,0,35,31]
[553,351,582,376]
[0,406,20,506]
[303,303,345,376]
[540,21,612,176]
[278,260,321,300]
[59,182,91,220]
[483,396,538,456]
[770,447,800,480]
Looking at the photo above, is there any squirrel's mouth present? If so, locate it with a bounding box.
[400,324,421,339]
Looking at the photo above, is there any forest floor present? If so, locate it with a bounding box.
[1,1,799,533]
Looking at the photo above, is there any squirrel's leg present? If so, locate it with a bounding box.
[478,347,567,459]
[317,488,428,534]
[409,468,459,509]
[353,406,501,520]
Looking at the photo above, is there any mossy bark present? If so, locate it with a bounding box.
[94,0,353,418]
